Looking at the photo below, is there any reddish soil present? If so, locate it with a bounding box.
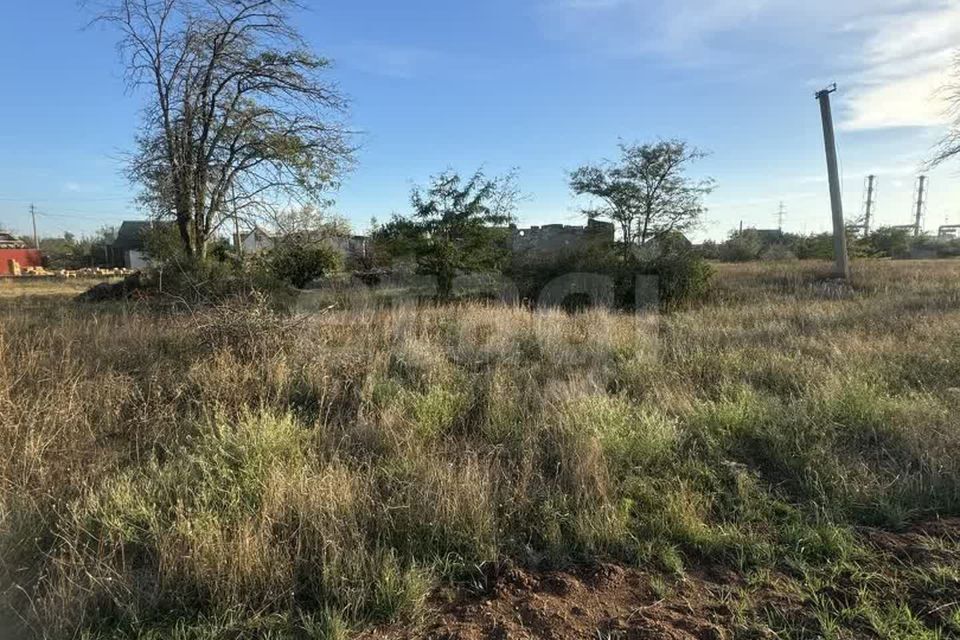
[358,519,960,639]
[360,562,764,639]
[859,517,960,565]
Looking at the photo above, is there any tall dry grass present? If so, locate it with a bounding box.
[1,260,960,637]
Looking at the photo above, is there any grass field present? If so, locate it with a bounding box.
[2,260,960,638]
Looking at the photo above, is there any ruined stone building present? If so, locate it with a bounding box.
[508,219,615,255]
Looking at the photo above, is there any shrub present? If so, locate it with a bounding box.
[642,241,713,307]
[790,233,835,260]
[896,235,960,259]
[696,239,720,260]
[760,244,797,261]
[864,227,913,258]
[504,244,624,306]
[262,241,342,288]
[143,221,189,264]
[718,231,862,262]
[131,255,292,307]
[504,238,712,310]
[719,230,763,262]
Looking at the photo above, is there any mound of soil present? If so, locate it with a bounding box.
[360,519,960,639]
[428,564,730,640]
[360,562,752,640]
[75,273,144,302]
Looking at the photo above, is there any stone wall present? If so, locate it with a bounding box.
[509,219,614,255]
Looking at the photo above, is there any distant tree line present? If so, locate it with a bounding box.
[703,227,960,263]
[372,138,715,307]
[94,134,716,309]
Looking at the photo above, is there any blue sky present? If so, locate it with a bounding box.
[0,0,958,241]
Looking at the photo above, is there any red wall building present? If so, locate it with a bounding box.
[0,249,43,275]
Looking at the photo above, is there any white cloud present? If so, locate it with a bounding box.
[540,0,933,52]
[540,0,959,130]
[841,70,950,130]
[339,42,439,79]
[838,3,960,130]
[538,0,773,62]
[847,155,925,180]
[62,181,102,193]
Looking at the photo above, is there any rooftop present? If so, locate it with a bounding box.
[113,221,153,251]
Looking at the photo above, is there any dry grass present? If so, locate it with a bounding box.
[0,277,119,299]
[2,260,960,638]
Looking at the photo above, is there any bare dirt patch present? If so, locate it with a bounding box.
[360,521,960,639]
[359,562,750,639]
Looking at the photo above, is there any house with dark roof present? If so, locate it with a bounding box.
[113,220,154,269]
[0,232,26,249]
[753,229,785,244]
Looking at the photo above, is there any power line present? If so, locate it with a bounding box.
[35,210,123,222]
[0,194,133,203]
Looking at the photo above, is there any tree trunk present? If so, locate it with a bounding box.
[195,236,208,261]
[190,217,208,261]
[620,221,632,258]
[176,216,193,258]
[437,269,454,301]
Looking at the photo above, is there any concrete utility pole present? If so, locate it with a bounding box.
[914,175,927,237]
[777,202,786,232]
[864,174,875,235]
[815,84,850,279]
[234,214,243,256]
[230,183,244,257]
[30,203,38,249]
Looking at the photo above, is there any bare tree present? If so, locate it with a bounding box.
[95,0,353,259]
[569,139,714,251]
[930,52,960,168]
[271,204,350,239]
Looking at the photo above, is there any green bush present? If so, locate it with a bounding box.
[116,253,293,309]
[864,227,913,258]
[263,241,342,288]
[645,246,713,307]
[504,236,712,310]
[143,222,189,264]
[504,244,624,305]
[719,230,763,262]
[717,230,873,262]
[696,239,720,260]
[760,244,797,261]
[889,235,960,259]
[791,233,837,260]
